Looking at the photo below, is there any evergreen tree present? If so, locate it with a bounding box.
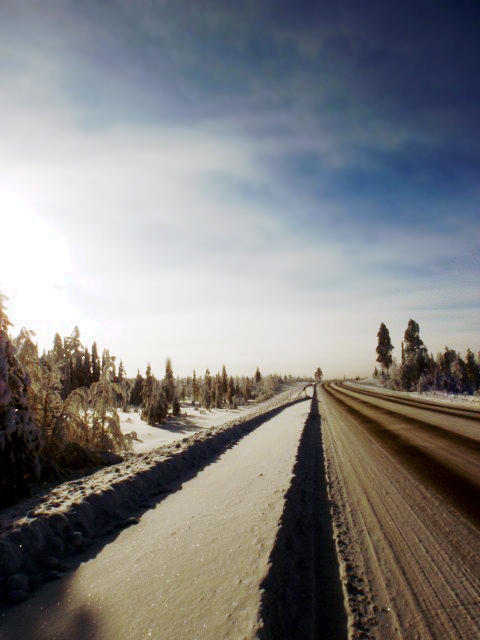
[376,323,394,379]
[0,293,43,508]
[227,375,236,405]
[141,365,166,425]
[202,368,213,410]
[221,365,228,398]
[314,367,323,382]
[130,370,144,406]
[52,332,64,362]
[192,370,199,403]
[213,373,223,408]
[255,367,262,384]
[163,358,176,410]
[117,360,126,383]
[400,319,428,390]
[91,341,101,383]
[465,349,479,393]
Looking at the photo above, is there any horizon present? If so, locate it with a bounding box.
[1,2,478,380]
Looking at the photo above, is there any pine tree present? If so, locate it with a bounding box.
[255,367,262,384]
[0,293,43,507]
[314,367,323,382]
[376,323,394,379]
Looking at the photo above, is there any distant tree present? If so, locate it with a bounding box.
[202,368,213,410]
[129,370,144,406]
[117,360,126,383]
[221,365,228,399]
[376,323,394,379]
[91,341,101,383]
[227,375,236,405]
[213,373,223,408]
[163,358,176,412]
[0,293,43,508]
[399,319,429,390]
[255,367,262,384]
[465,348,479,393]
[192,370,199,403]
[314,367,323,382]
[141,365,166,425]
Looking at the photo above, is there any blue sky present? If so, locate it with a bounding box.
[0,1,478,378]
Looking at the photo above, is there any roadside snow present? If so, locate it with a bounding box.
[119,401,271,453]
[0,385,307,609]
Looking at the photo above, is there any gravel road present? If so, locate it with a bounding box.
[320,382,480,639]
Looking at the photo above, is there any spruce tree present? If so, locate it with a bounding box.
[400,319,429,390]
[376,323,394,379]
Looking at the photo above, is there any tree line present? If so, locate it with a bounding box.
[375,319,480,393]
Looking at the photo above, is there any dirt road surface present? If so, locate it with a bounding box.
[0,388,346,640]
[320,382,480,639]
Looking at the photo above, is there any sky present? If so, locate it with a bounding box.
[0,0,479,379]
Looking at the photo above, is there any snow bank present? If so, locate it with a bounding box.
[0,385,306,608]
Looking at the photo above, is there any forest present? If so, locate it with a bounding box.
[0,292,306,509]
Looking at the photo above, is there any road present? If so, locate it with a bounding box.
[320,382,480,639]
[0,389,346,640]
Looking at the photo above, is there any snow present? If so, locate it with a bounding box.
[0,385,307,611]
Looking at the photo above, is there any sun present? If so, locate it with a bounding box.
[0,187,72,329]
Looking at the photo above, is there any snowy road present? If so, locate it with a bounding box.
[0,389,345,640]
[321,382,480,639]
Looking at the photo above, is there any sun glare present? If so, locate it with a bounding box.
[0,187,73,329]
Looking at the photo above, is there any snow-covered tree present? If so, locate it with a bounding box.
[376,323,394,379]
[0,293,43,508]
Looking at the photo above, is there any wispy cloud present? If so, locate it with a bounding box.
[1,1,478,376]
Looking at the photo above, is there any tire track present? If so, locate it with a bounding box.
[323,384,480,529]
[320,384,480,639]
[338,382,480,421]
